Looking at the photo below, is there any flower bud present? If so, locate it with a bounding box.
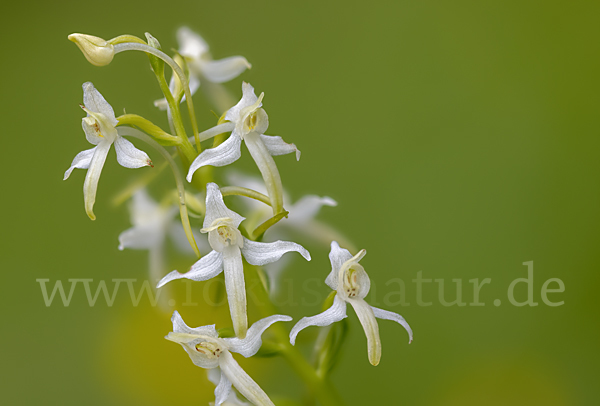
[68,33,114,66]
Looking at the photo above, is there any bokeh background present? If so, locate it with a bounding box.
[1,0,599,405]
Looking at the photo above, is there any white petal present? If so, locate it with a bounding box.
[225,82,259,123]
[207,368,221,386]
[241,238,310,266]
[156,250,224,288]
[114,136,152,168]
[177,26,209,59]
[289,295,347,345]
[118,225,162,250]
[223,245,247,338]
[349,298,381,366]
[243,132,284,213]
[82,82,118,126]
[372,306,413,344]
[219,351,275,406]
[83,139,112,220]
[203,183,245,229]
[214,368,233,406]
[196,122,235,144]
[260,134,301,161]
[200,56,251,84]
[287,195,337,224]
[224,314,292,358]
[186,134,242,182]
[325,241,354,291]
[170,310,219,337]
[64,147,96,180]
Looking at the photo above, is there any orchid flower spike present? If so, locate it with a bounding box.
[289,241,413,366]
[157,183,311,338]
[166,311,291,406]
[64,82,152,220]
[154,27,250,110]
[186,82,300,214]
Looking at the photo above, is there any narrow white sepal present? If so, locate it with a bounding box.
[64,147,96,180]
[260,134,301,161]
[218,351,275,406]
[243,131,284,212]
[196,122,235,144]
[224,314,292,358]
[242,238,311,266]
[186,134,242,182]
[223,245,247,338]
[118,226,160,250]
[288,195,337,224]
[289,295,347,345]
[156,250,223,288]
[114,136,152,168]
[201,56,251,83]
[83,139,112,220]
[372,306,414,344]
[214,368,233,406]
[349,298,382,366]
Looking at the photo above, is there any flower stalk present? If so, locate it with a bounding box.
[117,126,200,258]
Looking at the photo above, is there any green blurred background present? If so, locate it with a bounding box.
[1,0,599,405]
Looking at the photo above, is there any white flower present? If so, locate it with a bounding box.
[186,83,299,213]
[166,311,290,406]
[226,171,345,295]
[117,189,208,305]
[154,27,250,110]
[64,82,152,220]
[289,241,413,366]
[157,183,311,338]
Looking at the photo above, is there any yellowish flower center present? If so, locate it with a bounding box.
[195,341,223,359]
[343,268,360,298]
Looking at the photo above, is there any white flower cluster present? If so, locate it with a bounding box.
[65,27,413,406]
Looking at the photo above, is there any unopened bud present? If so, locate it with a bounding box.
[68,33,114,66]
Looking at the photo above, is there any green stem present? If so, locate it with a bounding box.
[220,186,272,207]
[113,42,200,150]
[118,127,201,258]
[249,265,344,406]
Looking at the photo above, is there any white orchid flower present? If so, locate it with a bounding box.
[186,82,299,214]
[289,241,413,366]
[117,189,208,309]
[226,171,352,295]
[64,82,152,220]
[154,27,250,110]
[166,311,290,406]
[157,183,311,338]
